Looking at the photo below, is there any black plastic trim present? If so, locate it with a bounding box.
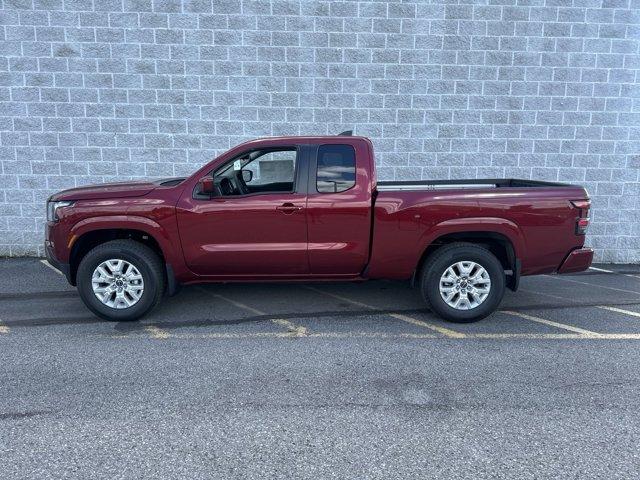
[45,245,73,285]
[377,178,572,188]
[165,263,180,296]
[507,258,521,292]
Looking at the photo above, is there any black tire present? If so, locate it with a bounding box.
[76,239,165,321]
[420,242,505,323]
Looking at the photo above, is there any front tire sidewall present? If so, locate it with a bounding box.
[423,247,505,323]
[77,247,159,322]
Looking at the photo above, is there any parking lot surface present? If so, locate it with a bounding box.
[1,258,640,479]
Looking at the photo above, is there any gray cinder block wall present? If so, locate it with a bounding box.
[0,0,638,262]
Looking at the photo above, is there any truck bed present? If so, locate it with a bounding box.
[368,179,589,280]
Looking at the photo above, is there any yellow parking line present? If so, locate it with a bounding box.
[588,333,640,340]
[168,332,291,339]
[161,332,437,340]
[270,318,308,337]
[40,259,63,275]
[308,332,437,339]
[304,286,465,338]
[106,331,640,340]
[388,312,466,338]
[597,305,640,318]
[474,333,585,339]
[212,293,307,336]
[145,325,170,339]
[501,310,602,336]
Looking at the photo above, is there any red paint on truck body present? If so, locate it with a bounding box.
[46,136,592,286]
[368,186,587,279]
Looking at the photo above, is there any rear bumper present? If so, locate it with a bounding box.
[45,241,73,284]
[558,248,594,274]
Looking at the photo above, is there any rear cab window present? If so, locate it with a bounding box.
[316,144,356,193]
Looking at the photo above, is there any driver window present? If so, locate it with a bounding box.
[213,147,297,196]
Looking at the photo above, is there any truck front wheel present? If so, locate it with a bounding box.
[76,239,165,321]
[420,243,505,323]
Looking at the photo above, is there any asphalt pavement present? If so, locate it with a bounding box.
[1,258,640,479]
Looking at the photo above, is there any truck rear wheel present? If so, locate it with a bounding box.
[420,243,505,323]
[76,239,165,321]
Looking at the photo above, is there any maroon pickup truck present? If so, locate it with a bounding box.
[45,134,593,323]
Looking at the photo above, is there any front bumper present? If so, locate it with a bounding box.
[45,241,73,284]
[558,247,594,274]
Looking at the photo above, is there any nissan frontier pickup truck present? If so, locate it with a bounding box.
[45,133,593,323]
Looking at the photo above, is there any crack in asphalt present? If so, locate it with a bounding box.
[0,291,77,301]
[0,410,55,421]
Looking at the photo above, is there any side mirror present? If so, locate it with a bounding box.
[198,176,215,195]
[241,169,253,183]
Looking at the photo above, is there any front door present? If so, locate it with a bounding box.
[177,147,309,277]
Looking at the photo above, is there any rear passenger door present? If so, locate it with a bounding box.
[306,142,373,275]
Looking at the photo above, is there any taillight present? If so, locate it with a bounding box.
[576,217,590,235]
[571,200,590,235]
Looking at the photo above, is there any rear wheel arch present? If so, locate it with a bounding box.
[414,231,519,289]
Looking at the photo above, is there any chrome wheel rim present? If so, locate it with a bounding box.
[92,259,144,309]
[439,261,491,310]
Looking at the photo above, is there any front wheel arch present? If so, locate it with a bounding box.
[69,228,166,285]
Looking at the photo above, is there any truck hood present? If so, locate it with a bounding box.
[49,180,158,201]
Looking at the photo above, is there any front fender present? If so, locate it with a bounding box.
[69,215,181,267]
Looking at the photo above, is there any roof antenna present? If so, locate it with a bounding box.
[338,130,353,136]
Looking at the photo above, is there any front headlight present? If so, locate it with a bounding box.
[47,201,73,222]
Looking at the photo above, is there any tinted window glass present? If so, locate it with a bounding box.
[316,144,356,193]
[211,148,297,197]
[242,150,297,187]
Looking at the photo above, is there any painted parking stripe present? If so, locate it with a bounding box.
[597,306,640,318]
[212,293,308,337]
[0,320,8,335]
[40,259,63,275]
[521,288,582,305]
[472,333,640,340]
[107,331,640,340]
[590,266,640,280]
[589,266,612,273]
[270,318,308,337]
[522,288,640,315]
[304,286,465,338]
[545,274,640,296]
[501,310,601,336]
[145,325,170,339]
[387,312,465,338]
